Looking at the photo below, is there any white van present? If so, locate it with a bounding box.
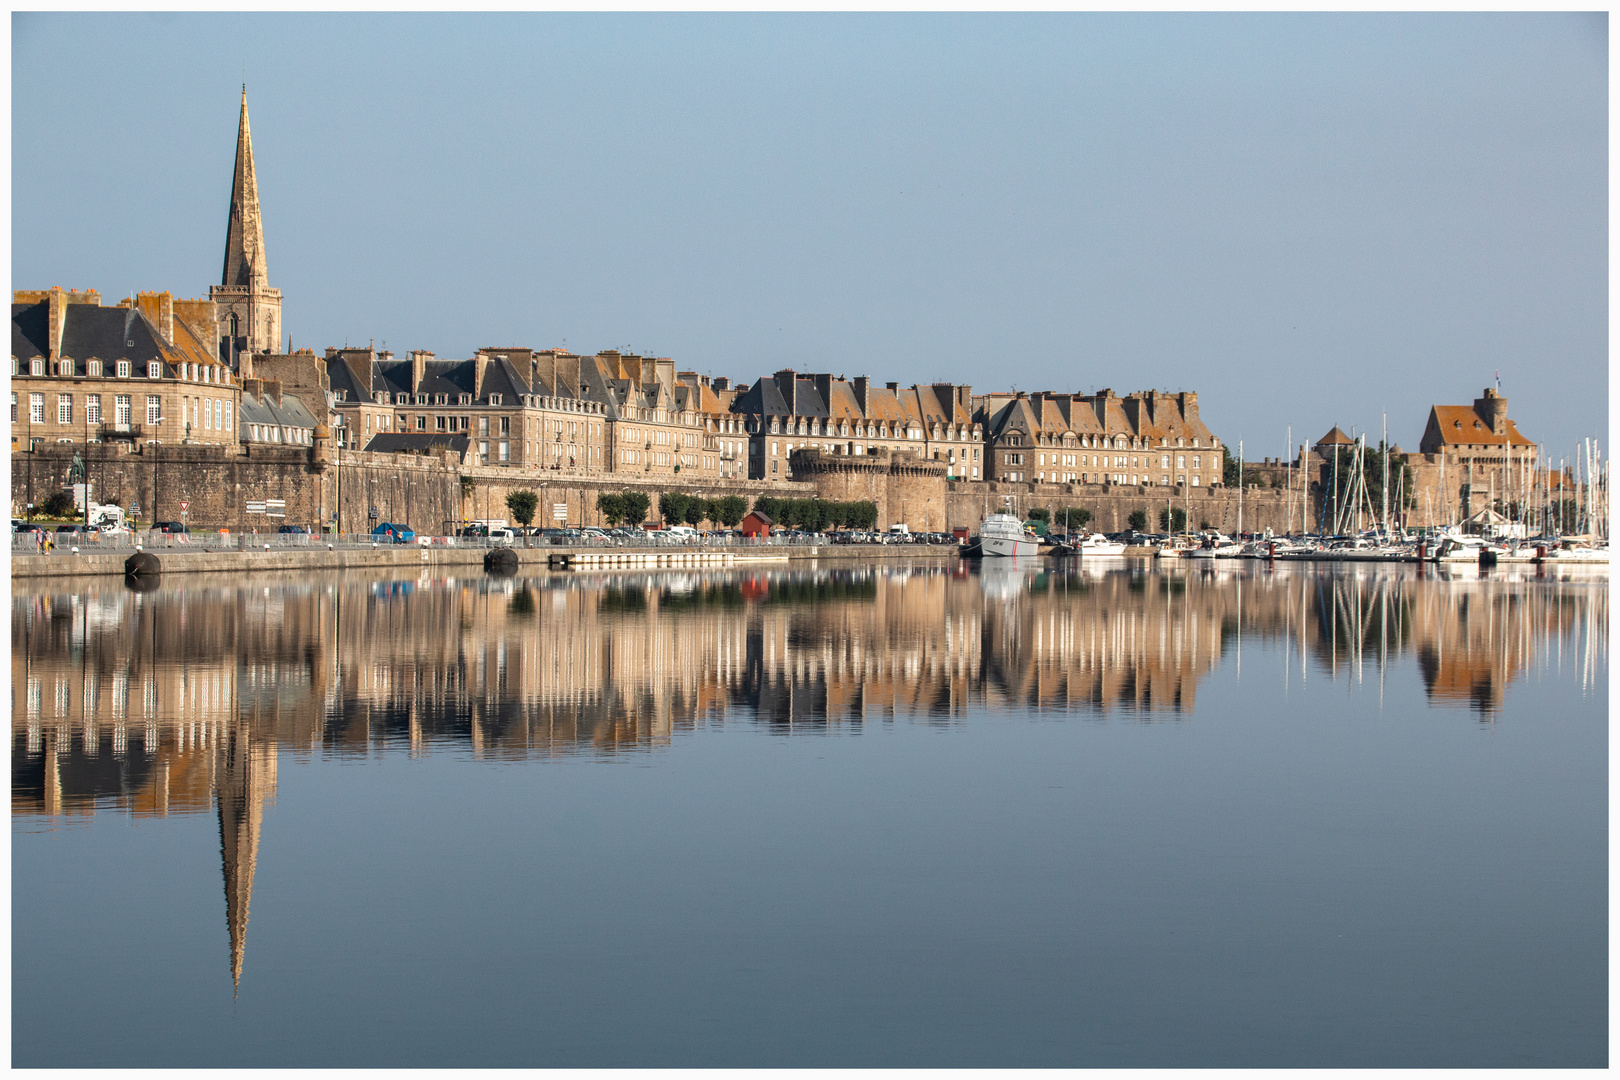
[664,525,699,542]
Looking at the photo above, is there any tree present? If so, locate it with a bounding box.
[1127,509,1148,532]
[716,495,747,528]
[41,490,75,518]
[1054,506,1091,531]
[1026,507,1051,523]
[683,496,710,527]
[620,490,651,527]
[1159,507,1187,532]
[597,491,625,527]
[659,491,691,527]
[752,495,780,523]
[505,489,538,528]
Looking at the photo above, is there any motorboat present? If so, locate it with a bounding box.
[974,503,1041,558]
[1187,532,1243,559]
[1049,531,1127,557]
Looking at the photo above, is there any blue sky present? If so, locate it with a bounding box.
[12,13,1607,456]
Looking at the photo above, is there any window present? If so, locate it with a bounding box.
[147,362,161,379]
[479,417,489,437]
[57,394,72,424]
[30,393,45,424]
[436,416,447,431]
[30,359,44,376]
[479,441,489,462]
[203,398,211,430]
[1005,453,1024,465]
[58,360,74,377]
[224,403,231,432]
[147,396,162,425]
[86,395,101,424]
[1191,475,1200,486]
[9,393,15,422]
[115,395,131,427]
[335,390,346,402]
[498,440,509,461]
[117,361,131,378]
[499,416,509,436]
[1177,455,1186,468]
[489,394,502,406]
[458,394,472,405]
[416,416,426,430]
[88,360,102,377]
[1191,456,1200,469]
[435,394,447,405]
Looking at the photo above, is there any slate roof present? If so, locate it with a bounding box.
[12,301,215,371]
[363,432,471,458]
[241,388,319,433]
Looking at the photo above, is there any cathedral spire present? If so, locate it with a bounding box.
[222,87,268,290]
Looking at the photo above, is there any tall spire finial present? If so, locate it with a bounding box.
[222,89,268,291]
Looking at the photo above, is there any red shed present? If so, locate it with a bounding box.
[739,510,773,538]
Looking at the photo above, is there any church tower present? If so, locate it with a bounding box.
[211,88,283,372]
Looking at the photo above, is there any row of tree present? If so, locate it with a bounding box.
[655,492,749,528]
[751,496,879,531]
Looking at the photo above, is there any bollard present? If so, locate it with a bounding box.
[71,546,79,555]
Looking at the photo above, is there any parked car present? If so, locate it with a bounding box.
[154,521,189,534]
[14,521,44,534]
[372,522,416,543]
[54,524,88,536]
[278,525,309,534]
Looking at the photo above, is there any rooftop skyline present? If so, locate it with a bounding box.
[12,13,1607,456]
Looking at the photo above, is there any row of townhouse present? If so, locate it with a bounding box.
[977,388,1222,488]
[323,346,752,479]
[10,288,322,458]
[319,353,1226,490]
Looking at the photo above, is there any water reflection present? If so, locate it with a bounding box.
[14,562,1608,814]
[11,561,1607,993]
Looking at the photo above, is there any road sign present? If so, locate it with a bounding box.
[553,503,567,520]
[370,506,379,519]
[265,499,286,518]
[246,501,266,514]
[180,501,189,512]
[129,503,140,514]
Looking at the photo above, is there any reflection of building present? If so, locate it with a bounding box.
[12,564,1608,990]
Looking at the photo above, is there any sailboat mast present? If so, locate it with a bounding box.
[1381,413,1389,538]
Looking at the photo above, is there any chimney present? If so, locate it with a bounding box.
[1178,391,1198,422]
[134,291,174,344]
[410,350,432,392]
[814,373,833,411]
[473,351,491,398]
[885,381,898,393]
[854,376,870,413]
[713,376,729,391]
[560,353,583,395]
[532,351,558,395]
[773,369,798,413]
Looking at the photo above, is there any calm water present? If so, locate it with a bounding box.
[12,559,1607,1067]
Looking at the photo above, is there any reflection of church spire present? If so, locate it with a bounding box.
[216,720,275,993]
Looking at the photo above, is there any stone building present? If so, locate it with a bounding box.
[11,287,239,457]
[976,389,1219,489]
[729,370,984,482]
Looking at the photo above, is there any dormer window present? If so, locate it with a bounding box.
[147,361,162,379]
[376,392,388,405]
[489,394,502,406]
[434,394,447,405]
[415,394,428,405]
[335,390,347,402]
[117,361,131,378]
[87,360,102,377]
[30,359,44,376]
[459,394,472,405]
[58,360,74,377]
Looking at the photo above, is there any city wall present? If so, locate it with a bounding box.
[17,442,1306,537]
